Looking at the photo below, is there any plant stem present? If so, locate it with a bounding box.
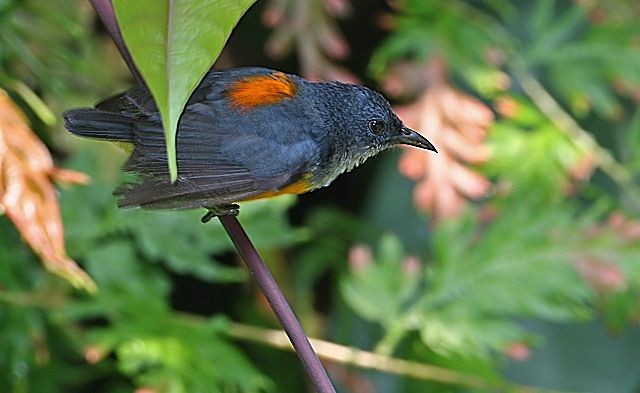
[374,323,407,356]
[219,216,336,393]
[89,2,335,392]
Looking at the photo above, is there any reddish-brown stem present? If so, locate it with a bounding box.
[218,215,335,393]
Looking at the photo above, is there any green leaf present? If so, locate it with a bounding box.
[483,96,588,202]
[340,234,422,330]
[113,0,257,181]
[102,316,271,393]
[341,200,640,358]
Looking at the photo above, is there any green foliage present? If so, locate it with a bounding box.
[341,235,420,339]
[73,240,270,393]
[369,0,495,73]
[513,0,640,118]
[61,147,303,285]
[484,97,588,202]
[1,142,301,391]
[3,0,640,392]
[623,108,640,172]
[292,208,375,315]
[0,0,124,121]
[113,0,257,181]
[371,0,640,118]
[369,0,510,96]
[114,328,270,393]
[343,201,640,363]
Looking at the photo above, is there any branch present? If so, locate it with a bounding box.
[89,2,335,392]
[226,321,572,393]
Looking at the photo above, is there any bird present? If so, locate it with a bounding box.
[63,67,437,219]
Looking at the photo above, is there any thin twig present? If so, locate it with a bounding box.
[226,321,575,393]
[88,3,335,392]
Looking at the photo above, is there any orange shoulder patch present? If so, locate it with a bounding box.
[227,71,298,111]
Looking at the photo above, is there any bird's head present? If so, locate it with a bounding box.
[330,84,437,161]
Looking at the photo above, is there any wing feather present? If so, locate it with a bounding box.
[114,68,319,210]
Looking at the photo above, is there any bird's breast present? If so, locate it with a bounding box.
[311,145,387,189]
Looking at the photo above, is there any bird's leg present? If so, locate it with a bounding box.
[201,204,240,223]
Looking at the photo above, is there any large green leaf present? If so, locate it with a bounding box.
[113,0,257,181]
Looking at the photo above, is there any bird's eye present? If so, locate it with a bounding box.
[368,119,386,135]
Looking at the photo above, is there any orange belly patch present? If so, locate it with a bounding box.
[242,175,313,201]
[227,71,298,111]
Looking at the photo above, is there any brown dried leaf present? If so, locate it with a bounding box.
[390,62,493,221]
[0,90,95,292]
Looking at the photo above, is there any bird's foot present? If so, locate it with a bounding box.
[201,204,240,223]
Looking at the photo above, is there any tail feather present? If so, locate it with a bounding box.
[63,109,135,141]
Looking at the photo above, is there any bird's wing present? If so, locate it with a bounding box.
[118,69,319,210]
[95,85,158,117]
[118,128,315,210]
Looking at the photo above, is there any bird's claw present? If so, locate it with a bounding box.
[201,204,240,223]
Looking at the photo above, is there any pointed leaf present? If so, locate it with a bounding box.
[113,0,256,181]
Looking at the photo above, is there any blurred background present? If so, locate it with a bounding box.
[1,0,640,392]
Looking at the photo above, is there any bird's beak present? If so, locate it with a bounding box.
[396,126,437,152]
